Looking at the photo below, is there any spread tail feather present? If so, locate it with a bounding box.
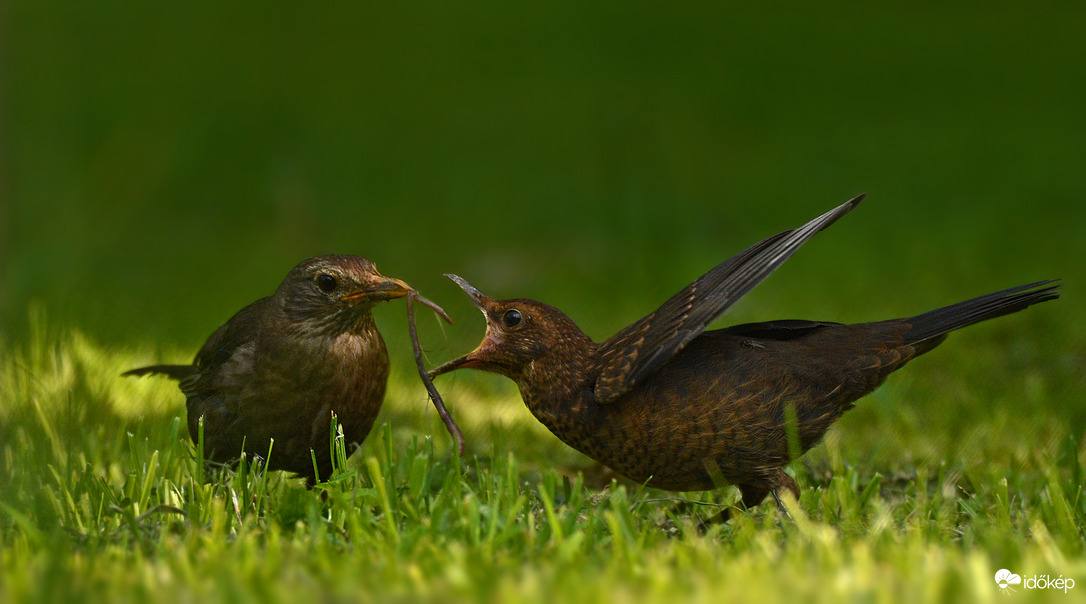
[904,280,1061,345]
[122,364,198,380]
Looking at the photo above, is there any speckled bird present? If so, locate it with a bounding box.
[125,255,440,483]
[428,197,1059,516]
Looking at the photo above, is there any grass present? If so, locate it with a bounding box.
[1,310,1083,603]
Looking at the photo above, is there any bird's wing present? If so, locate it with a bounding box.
[720,319,842,341]
[192,296,274,373]
[121,298,275,384]
[177,296,274,404]
[593,195,864,404]
[180,297,275,444]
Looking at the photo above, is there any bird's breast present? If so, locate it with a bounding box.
[329,330,390,397]
[306,330,390,447]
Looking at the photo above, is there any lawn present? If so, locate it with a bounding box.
[1,310,1083,602]
[2,3,1085,602]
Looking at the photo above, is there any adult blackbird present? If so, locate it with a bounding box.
[125,255,439,483]
[428,197,1059,515]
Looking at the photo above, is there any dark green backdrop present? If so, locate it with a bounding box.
[3,3,1081,379]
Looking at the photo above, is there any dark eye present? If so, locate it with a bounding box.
[502,309,522,328]
[316,274,337,292]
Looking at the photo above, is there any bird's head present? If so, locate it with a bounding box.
[278,255,413,330]
[428,275,595,386]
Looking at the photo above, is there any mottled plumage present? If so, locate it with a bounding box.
[429,199,1060,514]
[125,255,419,483]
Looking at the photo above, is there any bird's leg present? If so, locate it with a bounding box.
[770,491,792,521]
[695,470,802,532]
[770,470,799,521]
[695,482,770,533]
[695,507,731,532]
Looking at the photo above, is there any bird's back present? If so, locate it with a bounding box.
[574,318,930,491]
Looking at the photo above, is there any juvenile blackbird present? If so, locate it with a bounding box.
[125,255,440,483]
[428,197,1060,515]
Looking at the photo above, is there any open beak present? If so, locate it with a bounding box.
[427,353,479,378]
[445,273,490,309]
[341,275,413,303]
[427,274,497,378]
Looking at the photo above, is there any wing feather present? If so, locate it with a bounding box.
[593,195,864,403]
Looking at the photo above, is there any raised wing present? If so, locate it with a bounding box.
[593,195,864,403]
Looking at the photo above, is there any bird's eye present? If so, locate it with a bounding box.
[502,309,523,329]
[316,274,338,292]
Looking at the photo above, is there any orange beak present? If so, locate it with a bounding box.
[341,275,413,303]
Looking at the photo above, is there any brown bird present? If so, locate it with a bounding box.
[428,197,1059,517]
[125,255,445,484]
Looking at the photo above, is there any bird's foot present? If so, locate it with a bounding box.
[771,490,794,522]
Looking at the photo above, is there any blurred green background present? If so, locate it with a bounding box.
[2,3,1082,441]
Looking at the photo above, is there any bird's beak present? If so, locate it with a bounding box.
[429,330,507,377]
[427,353,479,377]
[427,274,498,378]
[445,274,491,309]
[428,332,505,376]
[342,275,413,303]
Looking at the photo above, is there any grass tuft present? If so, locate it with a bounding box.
[0,322,1082,602]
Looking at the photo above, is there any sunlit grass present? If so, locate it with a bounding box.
[1,318,1083,603]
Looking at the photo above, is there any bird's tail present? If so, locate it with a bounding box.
[122,365,197,380]
[903,280,1061,345]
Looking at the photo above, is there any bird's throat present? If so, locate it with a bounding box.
[515,348,599,431]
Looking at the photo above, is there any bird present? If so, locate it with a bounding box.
[124,254,446,484]
[427,196,1060,518]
